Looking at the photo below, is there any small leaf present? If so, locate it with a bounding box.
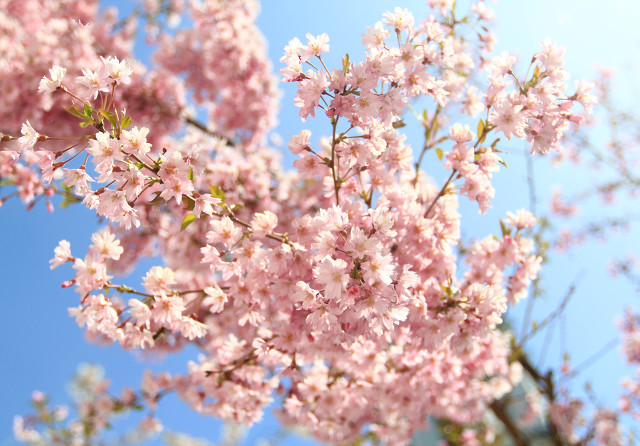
[392,120,406,129]
[435,147,443,161]
[499,219,511,237]
[64,105,86,120]
[100,109,118,130]
[121,116,132,129]
[83,104,93,119]
[188,166,194,182]
[532,64,540,80]
[477,118,485,139]
[209,185,226,202]
[342,53,350,74]
[79,121,89,128]
[181,214,196,231]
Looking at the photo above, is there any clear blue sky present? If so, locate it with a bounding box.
[2,1,639,445]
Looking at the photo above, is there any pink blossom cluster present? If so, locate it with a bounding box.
[14,364,162,445]
[153,0,279,146]
[618,308,640,420]
[548,394,624,446]
[281,7,592,215]
[2,1,618,445]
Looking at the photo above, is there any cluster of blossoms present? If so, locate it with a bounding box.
[618,308,640,420]
[7,1,636,445]
[13,364,162,445]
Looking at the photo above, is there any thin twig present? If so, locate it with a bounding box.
[558,337,619,385]
[519,273,584,346]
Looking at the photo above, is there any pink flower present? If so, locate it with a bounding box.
[304,33,330,57]
[288,129,312,155]
[193,193,220,217]
[50,240,73,269]
[382,7,414,30]
[75,67,111,100]
[62,168,94,196]
[293,71,329,120]
[362,22,390,49]
[100,56,133,85]
[87,132,123,171]
[251,211,278,237]
[362,252,394,285]
[344,227,380,258]
[38,65,67,94]
[151,295,184,326]
[120,127,152,157]
[450,123,475,143]
[489,101,526,140]
[128,298,151,328]
[143,266,176,295]
[89,230,123,261]
[18,121,39,151]
[314,257,349,301]
[203,286,228,313]
[505,209,536,230]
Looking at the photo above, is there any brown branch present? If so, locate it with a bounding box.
[490,400,530,446]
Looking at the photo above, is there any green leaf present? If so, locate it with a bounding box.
[121,115,132,129]
[100,109,118,130]
[477,118,485,139]
[435,147,443,161]
[83,104,93,119]
[79,121,89,128]
[64,105,86,120]
[532,64,540,81]
[392,120,406,129]
[181,214,196,231]
[209,185,226,203]
[499,219,511,237]
[188,166,194,182]
[342,53,350,74]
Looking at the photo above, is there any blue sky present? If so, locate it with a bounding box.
[2,1,639,445]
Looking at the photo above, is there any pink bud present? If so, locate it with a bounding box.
[568,115,584,125]
[61,280,75,288]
